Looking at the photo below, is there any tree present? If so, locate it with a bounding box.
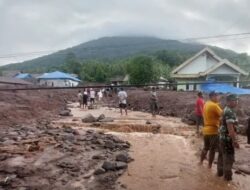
[63,52,82,75]
[127,56,156,84]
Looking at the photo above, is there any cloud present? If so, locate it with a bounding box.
[1,0,250,66]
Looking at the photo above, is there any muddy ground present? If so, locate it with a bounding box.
[105,89,250,126]
[1,89,250,190]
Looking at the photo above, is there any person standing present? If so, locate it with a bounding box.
[200,91,222,168]
[217,94,239,181]
[150,87,158,117]
[195,92,204,135]
[77,90,83,108]
[82,89,88,109]
[97,89,103,102]
[118,88,128,115]
[90,88,96,105]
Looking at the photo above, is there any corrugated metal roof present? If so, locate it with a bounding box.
[37,71,81,82]
[15,73,32,79]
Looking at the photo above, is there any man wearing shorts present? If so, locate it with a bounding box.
[118,88,128,115]
[200,91,222,168]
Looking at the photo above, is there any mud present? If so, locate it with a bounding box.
[0,121,130,190]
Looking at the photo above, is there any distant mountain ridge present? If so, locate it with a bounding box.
[1,36,250,72]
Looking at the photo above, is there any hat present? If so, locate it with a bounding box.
[226,94,238,101]
[209,91,218,97]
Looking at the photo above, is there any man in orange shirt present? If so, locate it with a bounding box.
[200,91,223,168]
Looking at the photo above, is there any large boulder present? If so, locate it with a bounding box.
[82,114,96,123]
[59,110,71,116]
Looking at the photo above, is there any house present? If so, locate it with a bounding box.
[0,77,33,88]
[14,73,32,79]
[37,71,81,87]
[110,75,129,85]
[171,47,248,91]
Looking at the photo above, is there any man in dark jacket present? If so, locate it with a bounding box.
[217,94,239,181]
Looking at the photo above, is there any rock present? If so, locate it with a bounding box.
[27,144,40,152]
[94,168,106,175]
[146,120,151,125]
[59,110,71,116]
[97,114,105,121]
[237,165,250,174]
[82,114,96,123]
[237,125,247,135]
[116,152,130,163]
[92,154,105,160]
[102,161,116,171]
[99,117,114,122]
[104,140,115,149]
[116,162,128,170]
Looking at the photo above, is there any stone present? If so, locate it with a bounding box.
[82,114,96,123]
[97,114,105,121]
[115,162,128,170]
[102,161,116,171]
[104,140,115,149]
[99,117,114,122]
[94,168,106,175]
[92,154,105,160]
[116,152,129,163]
[146,120,151,125]
[59,110,71,116]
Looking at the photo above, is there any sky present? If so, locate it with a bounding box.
[1,0,250,66]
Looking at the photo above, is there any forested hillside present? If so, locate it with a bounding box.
[1,36,250,82]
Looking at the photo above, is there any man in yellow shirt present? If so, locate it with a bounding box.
[200,91,223,168]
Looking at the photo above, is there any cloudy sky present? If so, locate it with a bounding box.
[1,0,250,66]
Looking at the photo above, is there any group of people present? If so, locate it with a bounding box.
[195,91,245,181]
[77,88,104,109]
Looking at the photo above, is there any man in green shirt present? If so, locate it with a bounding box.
[217,94,239,181]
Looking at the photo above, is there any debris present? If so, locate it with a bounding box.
[82,114,96,123]
[116,152,130,163]
[102,161,117,171]
[94,168,106,175]
[97,114,105,121]
[59,110,71,116]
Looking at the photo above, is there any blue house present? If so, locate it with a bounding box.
[37,71,81,87]
[15,73,32,79]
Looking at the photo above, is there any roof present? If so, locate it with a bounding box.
[37,71,81,82]
[110,76,126,82]
[0,77,33,85]
[204,59,248,76]
[15,73,32,79]
[172,47,248,78]
[172,47,221,74]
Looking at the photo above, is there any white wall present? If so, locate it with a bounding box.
[210,64,239,75]
[39,79,79,87]
[178,52,219,74]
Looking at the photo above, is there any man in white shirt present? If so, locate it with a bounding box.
[118,88,128,115]
[90,88,96,105]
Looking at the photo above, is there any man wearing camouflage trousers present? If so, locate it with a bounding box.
[217,94,240,181]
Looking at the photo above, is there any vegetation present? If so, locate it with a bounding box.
[1,36,250,82]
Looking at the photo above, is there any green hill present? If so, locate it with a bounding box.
[1,36,250,72]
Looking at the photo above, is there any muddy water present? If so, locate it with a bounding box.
[63,104,250,190]
[119,133,237,190]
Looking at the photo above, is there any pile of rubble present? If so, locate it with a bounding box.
[0,121,131,190]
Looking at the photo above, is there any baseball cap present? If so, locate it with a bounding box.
[226,94,238,101]
[209,91,218,97]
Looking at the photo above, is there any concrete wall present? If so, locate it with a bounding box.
[39,79,79,87]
